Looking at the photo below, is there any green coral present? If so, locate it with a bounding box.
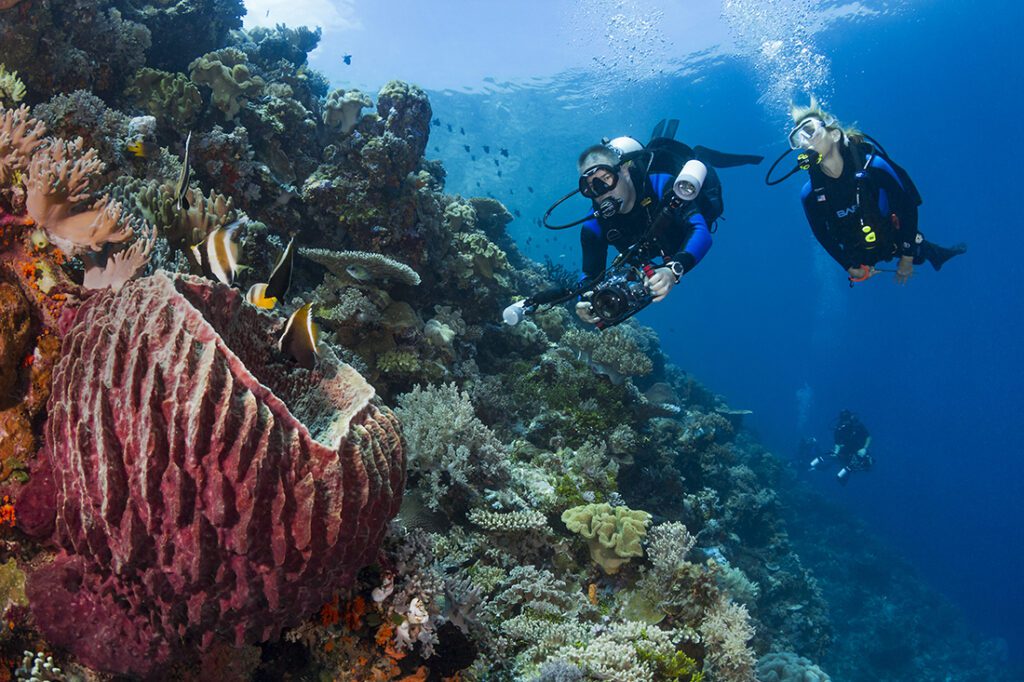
[0,64,26,105]
[126,68,203,130]
[452,232,509,281]
[638,647,705,682]
[189,48,264,120]
[561,502,651,574]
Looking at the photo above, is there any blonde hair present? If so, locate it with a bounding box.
[789,95,863,144]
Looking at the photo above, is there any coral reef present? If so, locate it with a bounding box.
[18,272,405,676]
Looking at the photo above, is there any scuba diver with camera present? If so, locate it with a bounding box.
[503,119,762,330]
[766,96,966,286]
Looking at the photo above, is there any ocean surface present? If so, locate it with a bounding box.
[303,0,1023,671]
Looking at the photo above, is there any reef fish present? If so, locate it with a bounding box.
[192,219,244,285]
[125,137,159,159]
[278,302,319,370]
[247,237,296,309]
[175,131,193,212]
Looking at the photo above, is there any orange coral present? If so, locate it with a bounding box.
[588,583,598,606]
[0,495,15,527]
[320,594,340,627]
[396,667,428,682]
[343,595,367,631]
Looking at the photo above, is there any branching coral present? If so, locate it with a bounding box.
[81,221,155,290]
[0,104,45,184]
[698,597,757,682]
[394,383,511,515]
[24,137,135,255]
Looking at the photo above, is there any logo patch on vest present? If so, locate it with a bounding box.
[836,205,858,218]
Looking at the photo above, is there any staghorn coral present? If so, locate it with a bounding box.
[189,47,265,120]
[301,247,421,287]
[561,503,651,575]
[17,271,405,677]
[323,88,374,135]
[0,63,26,105]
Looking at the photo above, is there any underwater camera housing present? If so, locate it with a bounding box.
[585,261,654,329]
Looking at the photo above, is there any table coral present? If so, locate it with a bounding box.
[18,271,405,677]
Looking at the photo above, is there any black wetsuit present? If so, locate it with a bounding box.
[834,416,871,471]
[800,141,963,271]
[580,165,712,282]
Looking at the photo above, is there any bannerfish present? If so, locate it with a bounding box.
[246,237,295,309]
[192,219,244,285]
[175,131,193,211]
[125,137,159,159]
[278,303,319,370]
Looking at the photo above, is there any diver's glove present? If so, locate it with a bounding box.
[832,444,842,456]
[856,447,868,459]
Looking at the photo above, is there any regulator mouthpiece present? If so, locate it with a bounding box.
[503,300,528,326]
[598,196,622,218]
[673,159,707,201]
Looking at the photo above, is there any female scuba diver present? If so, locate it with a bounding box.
[770,97,966,285]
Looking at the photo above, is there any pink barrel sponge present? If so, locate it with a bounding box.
[20,271,405,676]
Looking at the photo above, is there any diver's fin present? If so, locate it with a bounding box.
[649,119,666,141]
[664,118,679,140]
[694,145,765,168]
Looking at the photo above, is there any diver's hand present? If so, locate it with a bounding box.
[895,256,914,285]
[646,267,677,302]
[846,265,877,280]
[575,301,601,325]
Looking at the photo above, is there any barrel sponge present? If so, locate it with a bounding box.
[561,502,651,574]
[19,271,405,677]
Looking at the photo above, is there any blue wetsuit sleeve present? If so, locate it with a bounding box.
[669,212,712,273]
[802,181,852,270]
[580,219,607,281]
[869,156,919,257]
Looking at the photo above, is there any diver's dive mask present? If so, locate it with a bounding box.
[578,163,622,198]
[787,115,836,150]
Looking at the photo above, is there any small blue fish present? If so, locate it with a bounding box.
[500,148,509,158]
[342,54,352,65]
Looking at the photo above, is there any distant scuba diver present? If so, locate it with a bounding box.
[513,118,762,329]
[766,97,966,286]
[810,409,873,484]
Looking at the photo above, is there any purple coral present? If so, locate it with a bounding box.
[20,271,405,677]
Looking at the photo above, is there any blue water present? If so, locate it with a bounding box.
[420,0,1024,667]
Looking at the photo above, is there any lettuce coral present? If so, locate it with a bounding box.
[561,502,651,574]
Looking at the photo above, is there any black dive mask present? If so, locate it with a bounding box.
[579,163,621,198]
